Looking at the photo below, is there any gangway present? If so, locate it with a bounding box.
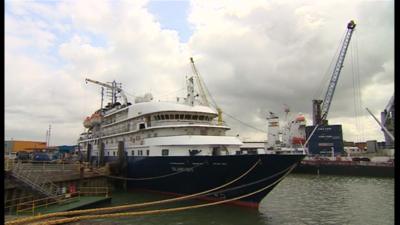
[10,163,61,201]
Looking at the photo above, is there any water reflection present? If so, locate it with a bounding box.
[83,174,394,225]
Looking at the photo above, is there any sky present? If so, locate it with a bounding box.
[5,0,394,146]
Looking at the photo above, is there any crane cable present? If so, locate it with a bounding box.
[6,159,261,225]
[312,29,347,100]
[222,111,267,134]
[26,163,297,225]
[189,58,265,134]
[350,35,360,142]
[354,32,365,141]
[350,31,364,143]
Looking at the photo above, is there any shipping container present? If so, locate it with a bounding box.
[306,125,344,155]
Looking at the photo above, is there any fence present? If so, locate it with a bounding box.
[11,186,110,216]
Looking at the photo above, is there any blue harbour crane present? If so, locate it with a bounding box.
[305,20,356,149]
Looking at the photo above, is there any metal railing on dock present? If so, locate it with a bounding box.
[5,158,15,171]
[10,162,61,200]
[79,187,110,197]
[11,187,110,216]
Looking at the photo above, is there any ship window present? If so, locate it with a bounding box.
[193,115,198,120]
[138,150,143,156]
[146,150,149,156]
[199,115,204,120]
[162,149,169,156]
[185,114,191,120]
[165,115,170,119]
[160,115,165,120]
[180,114,184,119]
[139,123,145,130]
[175,114,179,119]
[131,150,134,156]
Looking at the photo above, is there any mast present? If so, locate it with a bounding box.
[185,76,195,106]
[101,87,104,109]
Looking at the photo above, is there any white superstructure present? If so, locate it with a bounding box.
[78,74,242,159]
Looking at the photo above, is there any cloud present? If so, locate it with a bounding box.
[5,0,394,145]
[186,0,394,141]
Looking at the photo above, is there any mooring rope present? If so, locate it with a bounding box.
[6,159,261,225]
[31,164,297,225]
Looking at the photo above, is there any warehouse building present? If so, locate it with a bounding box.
[4,140,47,154]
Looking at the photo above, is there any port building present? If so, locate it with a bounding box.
[4,140,47,154]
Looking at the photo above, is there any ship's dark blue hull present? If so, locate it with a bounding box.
[104,154,305,208]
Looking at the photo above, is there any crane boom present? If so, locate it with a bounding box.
[189,57,223,125]
[190,57,210,106]
[85,78,128,105]
[319,20,356,122]
[366,107,395,142]
[382,94,394,124]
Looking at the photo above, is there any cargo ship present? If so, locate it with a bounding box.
[263,108,394,178]
[292,155,394,177]
[77,59,305,208]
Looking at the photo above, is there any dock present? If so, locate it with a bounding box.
[29,196,112,214]
[4,159,113,218]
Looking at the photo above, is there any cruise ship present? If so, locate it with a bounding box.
[77,59,305,208]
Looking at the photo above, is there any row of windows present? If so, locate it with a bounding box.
[102,149,169,156]
[91,135,142,145]
[130,149,150,156]
[153,114,213,121]
[103,150,150,156]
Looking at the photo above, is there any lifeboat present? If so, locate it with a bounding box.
[91,113,102,125]
[295,115,305,122]
[292,136,305,145]
[83,112,103,128]
[83,116,92,128]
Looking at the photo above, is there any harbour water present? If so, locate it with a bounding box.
[81,174,394,225]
